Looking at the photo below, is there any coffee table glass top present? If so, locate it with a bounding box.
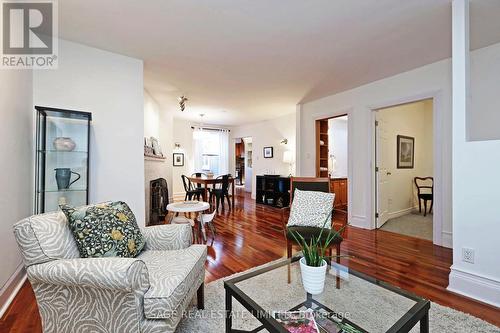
[226,257,429,333]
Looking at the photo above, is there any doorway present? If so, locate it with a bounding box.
[315,115,349,210]
[374,99,434,241]
[235,137,252,192]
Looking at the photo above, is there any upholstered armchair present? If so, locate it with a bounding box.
[13,210,207,333]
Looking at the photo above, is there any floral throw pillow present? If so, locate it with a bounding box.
[61,201,145,258]
[287,189,335,229]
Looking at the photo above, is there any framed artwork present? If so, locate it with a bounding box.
[173,153,184,167]
[150,137,163,156]
[397,135,414,169]
[263,146,273,158]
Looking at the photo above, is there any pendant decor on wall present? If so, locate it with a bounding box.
[178,96,188,111]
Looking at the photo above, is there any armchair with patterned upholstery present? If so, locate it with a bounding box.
[281,177,348,264]
[13,209,207,333]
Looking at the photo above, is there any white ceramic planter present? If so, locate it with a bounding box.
[299,257,327,295]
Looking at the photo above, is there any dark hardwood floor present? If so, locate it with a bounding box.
[1,188,499,332]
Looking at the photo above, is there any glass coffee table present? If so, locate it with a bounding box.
[224,256,430,333]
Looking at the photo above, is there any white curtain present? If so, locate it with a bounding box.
[192,127,204,173]
[192,127,229,176]
[218,129,229,175]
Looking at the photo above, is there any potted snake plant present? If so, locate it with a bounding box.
[290,211,345,295]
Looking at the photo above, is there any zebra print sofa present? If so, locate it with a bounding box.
[13,209,207,333]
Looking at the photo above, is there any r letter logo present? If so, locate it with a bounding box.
[1,0,58,69]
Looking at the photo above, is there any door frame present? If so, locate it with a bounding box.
[370,90,444,246]
[312,108,353,223]
[374,114,391,228]
[315,113,349,178]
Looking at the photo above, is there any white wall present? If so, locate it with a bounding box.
[328,116,348,178]
[376,100,433,217]
[172,118,195,197]
[33,39,146,223]
[230,113,296,199]
[243,137,253,193]
[0,70,33,316]
[468,42,500,141]
[298,57,452,247]
[144,90,174,223]
[448,0,500,307]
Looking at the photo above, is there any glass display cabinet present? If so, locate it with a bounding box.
[35,106,92,213]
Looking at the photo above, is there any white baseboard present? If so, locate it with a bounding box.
[350,215,369,229]
[388,206,418,219]
[173,192,186,200]
[448,266,500,308]
[441,231,453,248]
[0,264,27,319]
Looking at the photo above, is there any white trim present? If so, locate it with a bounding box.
[295,104,302,176]
[0,265,27,319]
[448,266,500,308]
[350,215,369,229]
[441,231,453,248]
[309,107,355,227]
[387,206,419,219]
[369,90,446,247]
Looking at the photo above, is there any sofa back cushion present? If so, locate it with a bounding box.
[287,189,335,229]
[13,211,80,267]
[61,201,145,258]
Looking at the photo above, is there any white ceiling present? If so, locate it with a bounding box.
[58,0,500,126]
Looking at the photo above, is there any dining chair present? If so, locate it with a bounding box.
[281,177,348,264]
[414,177,433,216]
[209,174,231,211]
[191,172,207,190]
[181,175,203,201]
[196,210,217,245]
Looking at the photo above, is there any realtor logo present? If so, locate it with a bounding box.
[1,0,58,69]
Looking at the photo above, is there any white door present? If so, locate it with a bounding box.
[376,115,391,228]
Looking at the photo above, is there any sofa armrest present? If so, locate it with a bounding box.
[27,257,149,292]
[141,224,192,251]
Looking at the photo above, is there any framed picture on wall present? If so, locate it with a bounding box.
[173,153,184,167]
[263,146,273,158]
[397,135,414,169]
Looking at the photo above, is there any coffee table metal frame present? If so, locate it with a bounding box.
[224,256,430,333]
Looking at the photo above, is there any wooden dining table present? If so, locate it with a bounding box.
[188,176,235,208]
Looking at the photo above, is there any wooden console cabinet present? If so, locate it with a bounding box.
[330,178,348,209]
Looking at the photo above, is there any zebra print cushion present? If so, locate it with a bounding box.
[13,211,80,267]
[139,245,207,319]
[141,224,192,251]
[287,189,335,229]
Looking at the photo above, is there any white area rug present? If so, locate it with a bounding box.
[176,260,499,332]
[380,212,433,241]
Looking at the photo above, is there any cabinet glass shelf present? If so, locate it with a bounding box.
[35,106,92,213]
[38,150,88,154]
[38,189,88,193]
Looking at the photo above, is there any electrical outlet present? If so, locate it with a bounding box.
[462,248,475,264]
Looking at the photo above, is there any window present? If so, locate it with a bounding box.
[193,128,229,176]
